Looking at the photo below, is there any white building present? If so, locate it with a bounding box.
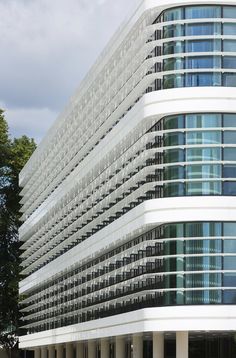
[19,0,236,357]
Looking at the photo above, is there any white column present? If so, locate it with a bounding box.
[66,343,74,358]
[35,348,40,358]
[176,331,188,358]
[57,344,64,358]
[88,341,96,358]
[115,336,125,358]
[101,339,109,358]
[153,332,164,358]
[48,346,55,358]
[133,334,143,358]
[41,347,47,358]
[76,342,83,358]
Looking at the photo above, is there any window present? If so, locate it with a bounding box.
[224,114,236,127]
[186,23,221,36]
[186,73,221,87]
[163,58,183,71]
[186,147,221,161]
[163,24,183,38]
[223,56,236,69]
[164,149,185,163]
[186,114,222,128]
[186,39,221,52]
[224,256,236,270]
[163,115,184,130]
[223,165,236,178]
[224,147,236,161]
[163,8,184,22]
[224,240,236,253]
[223,131,236,144]
[185,6,221,19]
[223,6,236,19]
[164,132,185,146]
[224,40,236,52]
[163,74,184,89]
[163,182,185,197]
[164,166,185,180]
[186,181,221,196]
[223,73,236,87]
[163,41,184,55]
[224,222,236,236]
[223,23,236,35]
[223,182,236,195]
[186,56,221,69]
[186,131,221,145]
[186,164,221,179]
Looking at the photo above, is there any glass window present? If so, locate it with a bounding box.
[186,23,221,36]
[163,182,185,197]
[163,223,184,238]
[223,290,236,303]
[223,164,236,178]
[186,114,222,128]
[186,73,221,87]
[163,115,184,130]
[163,24,184,38]
[224,240,236,253]
[224,222,236,236]
[223,131,236,144]
[186,147,221,161]
[223,273,236,287]
[186,255,221,271]
[185,6,221,19]
[164,132,185,146]
[163,58,183,71]
[224,114,236,127]
[224,256,236,270]
[185,222,221,237]
[186,181,221,196]
[163,41,184,55]
[186,56,221,69]
[163,8,184,22]
[223,6,236,19]
[164,166,185,180]
[164,149,185,163]
[223,56,236,69]
[186,131,221,144]
[223,181,236,195]
[223,23,236,35]
[224,147,236,161]
[186,164,221,179]
[186,39,221,52]
[223,73,236,87]
[163,74,184,89]
[185,240,221,254]
[224,40,236,52]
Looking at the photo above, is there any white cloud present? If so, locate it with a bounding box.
[0,0,140,141]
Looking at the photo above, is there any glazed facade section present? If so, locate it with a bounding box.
[21,221,236,334]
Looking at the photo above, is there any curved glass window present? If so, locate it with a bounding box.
[223,131,236,144]
[186,165,221,179]
[163,115,184,130]
[224,147,236,161]
[163,24,183,38]
[186,72,221,87]
[186,23,221,36]
[223,40,236,52]
[223,56,236,69]
[224,240,236,253]
[186,131,221,145]
[164,149,185,163]
[163,182,185,197]
[186,56,221,69]
[224,114,236,127]
[163,8,184,22]
[186,147,221,162]
[223,73,236,87]
[223,181,236,195]
[185,6,221,19]
[186,39,221,52]
[186,114,222,128]
[164,165,185,180]
[163,74,184,89]
[223,6,236,18]
[186,181,221,196]
[163,58,183,71]
[163,41,184,55]
[223,165,236,178]
[164,132,185,146]
[224,222,236,236]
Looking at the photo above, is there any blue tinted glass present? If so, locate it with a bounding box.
[186,164,221,179]
[163,74,184,89]
[224,273,236,287]
[163,115,184,129]
[163,24,184,38]
[224,240,236,253]
[223,6,236,19]
[164,132,185,146]
[163,41,184,55]
[164,166,185,180]
[163,8,184,21]
[224,147,236,160]
[164,149,185,163]
[223,23,236,35]
[186,131,221,144]
[223,131,236,144]
[223,73,236,87]
[164,58,184,71]
[224,256,236,270]
[186,181,221,195]
[223,56,236,69]
[186,23,221,36]
[185,6,221,19]
[223,290,236,303]
[224,40,236,52]
[186,114,222,128]
[223,165,236,178]
[186,40,220,52]
[187,147,221,161]
[223,181,236,195]
[224,223,236,236]
[186,56,221,69]
[224,114,236,127]
[185,222,221,237]
[186,73,221,87]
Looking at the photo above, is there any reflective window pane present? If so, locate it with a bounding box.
[224,256,236,270]
[163,24,184,38]
[185,6,221,19]
[186,181,221,196]
[186,164,221,179]
[186,114,222,128]
[223,165,236,178]
[223,56,236,69]
[224,40,236,52]
[224,147,236,161]
[223,6,236,19]
[223,73,236,87]
[164,149,185,163]
[224,240,236,253]
[163,182,185,197]
[163,8,184,21]
[223,23,236,35]
[224,222,236,236]
[186,73,221,87]
[163,58,184,71]
[163,115,184,130]
[163,74,184,89]
[186,56,221,69]
[223,290,236,303]
[223,181,236,195]
[223,131,236,144]
[163,41,184,55]
[186,39,221,52]
[224,273,236,286]
[186,147,221,161]
[224,114,236,127]
[186,23,221,36]
[164,132,185,146]
[164,166,185,180]
[186,131,221,144]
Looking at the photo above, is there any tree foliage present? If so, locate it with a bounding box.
[0,110,36,357]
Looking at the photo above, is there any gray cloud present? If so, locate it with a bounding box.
[0,0,140,142]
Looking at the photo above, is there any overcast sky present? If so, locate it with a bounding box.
[1,0,141,143]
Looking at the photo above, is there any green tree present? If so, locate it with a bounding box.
[0,110,36,358]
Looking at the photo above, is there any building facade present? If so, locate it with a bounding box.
[19,0,236,357]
